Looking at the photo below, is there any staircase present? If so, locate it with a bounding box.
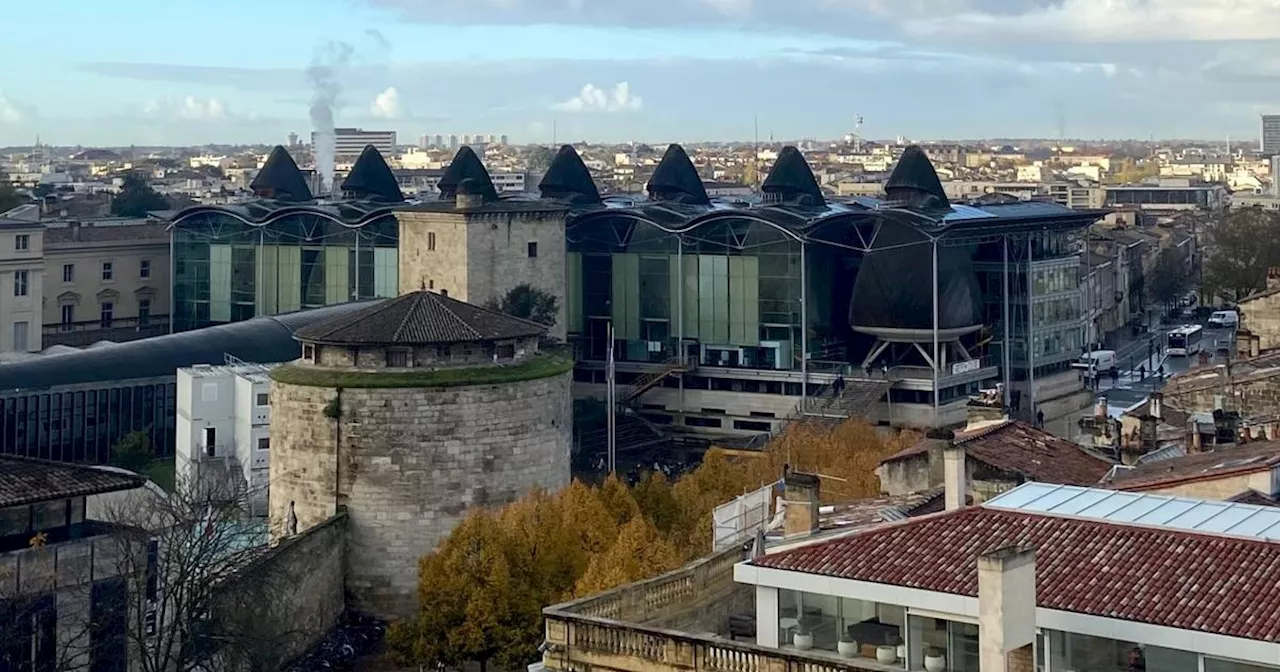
[802,379,893,420]
[622,357,693,404]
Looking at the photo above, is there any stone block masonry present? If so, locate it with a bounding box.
[270,370,572,620]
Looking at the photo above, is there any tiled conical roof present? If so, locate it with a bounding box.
[294,291,547,346]
[539,145,600,204]
[250,146,313,202]
[437,146,498,203]
[647,144,709,205]
[761,146,825,207]
[885,145,950,210]
[341,145,404,202]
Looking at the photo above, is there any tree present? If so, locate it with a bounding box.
[527,146,555,172]
[0,182,21,213]
[1202,208,1280,303]
[1146,248,1189,312]
[575,516,682,596]
[489,284,559,328]
[111,430,155,473]
[110,172,170,218]
[94,472,303,672]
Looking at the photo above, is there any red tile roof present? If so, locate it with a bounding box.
[1109,441,1280,491]
[881,420,1113,486]
[752,506,1280,641]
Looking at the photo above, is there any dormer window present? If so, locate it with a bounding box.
[303,344,316,362]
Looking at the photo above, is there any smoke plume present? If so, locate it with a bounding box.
[306,41,354,196]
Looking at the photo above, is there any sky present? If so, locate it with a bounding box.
[4,0,1280,147]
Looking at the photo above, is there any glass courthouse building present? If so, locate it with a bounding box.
[167,146,403,331]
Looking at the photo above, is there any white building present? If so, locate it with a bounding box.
[0,206,45,354]
[491,171,527,193]
[176,362,276,515]
[313,128,397,161]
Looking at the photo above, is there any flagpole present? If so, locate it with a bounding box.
[607,323,617,477]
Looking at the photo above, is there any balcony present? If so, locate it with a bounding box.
[0,522,139,595]
[543,547,896,672]
[43,315,171,347]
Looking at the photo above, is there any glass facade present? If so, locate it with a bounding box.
[0,382,177,463]
[567,216,811,371]
[171,212,399,331]
[777,589,906,667]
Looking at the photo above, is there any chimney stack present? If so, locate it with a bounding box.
[978,545,1037,672]
[1094,395,1108,419]
[943,439,966,511]
[782,471,821,538]
[1149,392,1162,421]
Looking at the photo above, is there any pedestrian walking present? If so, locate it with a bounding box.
[834,374,846,398]
[1036,409,1045,428]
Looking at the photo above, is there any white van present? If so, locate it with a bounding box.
[1072,350,1117,377]
[1208,310,1239,329]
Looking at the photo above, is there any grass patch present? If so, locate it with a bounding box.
[269,354,574,389]
[147,458,176,492]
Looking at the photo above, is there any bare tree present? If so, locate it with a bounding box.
[91,469,308,672]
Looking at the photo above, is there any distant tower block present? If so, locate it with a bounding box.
[268,291,572,619]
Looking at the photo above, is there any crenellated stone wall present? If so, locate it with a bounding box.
[269,364,572,619]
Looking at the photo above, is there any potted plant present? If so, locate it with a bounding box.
[924,647,946,672]
[793,624,813,651]
[875,643,898,664]
[837,633,859,658]
[891,635,906,661]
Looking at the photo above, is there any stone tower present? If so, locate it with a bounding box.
[395,146,569,340]
[267,291,573,619]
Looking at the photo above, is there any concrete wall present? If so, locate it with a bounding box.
[269,369,572,619]
[1133,470,1272,500]
[214,513,347,671]
[1240,291,1280,352]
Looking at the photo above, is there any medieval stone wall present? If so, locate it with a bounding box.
[269,370,572,619]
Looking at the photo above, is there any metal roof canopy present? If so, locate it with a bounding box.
[985,482,1280,543]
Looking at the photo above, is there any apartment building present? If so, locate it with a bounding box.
[42,219,170,347]
[176,363,275,516]
[0,457,145,672]
[0,208,45,354]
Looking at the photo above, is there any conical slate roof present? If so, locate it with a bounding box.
[437,146,498,203]
[341,145,404,202]
[294,291,548,346]
[647,144,709,205]
[250,146,313,202]
[885,145,949,210]
[539,145,600,204]
[762,146,825,207]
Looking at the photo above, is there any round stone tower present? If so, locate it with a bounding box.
[268,290,572,619]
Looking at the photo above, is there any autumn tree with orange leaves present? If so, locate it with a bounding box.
[388,418,913,670]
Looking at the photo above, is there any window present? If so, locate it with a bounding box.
[428,232,436,250]
[60,305,75,330]
[685,416,723,428]
[0,505,29,536]
[101,262,113,281]
[139,259,151,278]
[13,322,27,351]
[255,393,269,406]
[14,234,28,251]
[13,270,28,296]
[203,427,216,456]
[257,437,270,451]
[63,263,74,282]
[386,350,409,367]
[138,299,151,325]
[527,241,538,258]
[100,302,114,329]
[32,500,67,531]
[302,344,316,362]
[439,289,447,297]
[734,419,773,432]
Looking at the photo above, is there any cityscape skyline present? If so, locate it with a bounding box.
[4,0,1280,147]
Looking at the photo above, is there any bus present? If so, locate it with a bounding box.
[1167,325,1204,356]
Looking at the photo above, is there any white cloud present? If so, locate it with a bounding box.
[371,86,403,119]
[552,82,643,113]
[143,96,228,121]
[902,0,1280,42]
[0,94,24,124]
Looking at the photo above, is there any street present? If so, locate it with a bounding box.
[1089,320,1235,415]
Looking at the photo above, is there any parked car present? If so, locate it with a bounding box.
[1207,310,1239,329]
